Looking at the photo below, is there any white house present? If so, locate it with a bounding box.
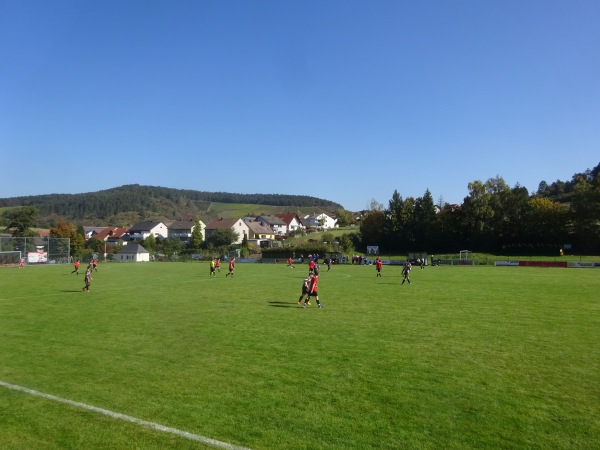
[303,213,337,230]
[275,213,304,234]
[126,221,168,241]
[204,218,250,245]
[116,243,150,262]
[83,226,107,239]
[256,215,287,236]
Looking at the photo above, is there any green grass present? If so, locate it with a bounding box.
[1,262,599,449]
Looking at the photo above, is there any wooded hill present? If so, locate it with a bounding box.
[0,185,344,227]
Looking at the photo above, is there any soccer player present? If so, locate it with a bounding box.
[82,266,93,292]
[375,257,383,277]
[210,259,216,277]
[401,261,412,285]
[226,257,235,277]
[19,257,25,268]
[72,259,80,275]
[92,258,98,272]
[302,269,323,308]
[287,257,295,269]
[308,258,315,275]
[297,276,310,306]
[216,258,221,272]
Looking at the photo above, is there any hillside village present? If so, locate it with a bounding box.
[83,212,339,261]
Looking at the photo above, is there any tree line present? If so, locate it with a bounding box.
[0,184,343,225]
[357,163,600,255]
[3,164,599,256]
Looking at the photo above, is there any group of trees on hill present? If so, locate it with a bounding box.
[0,184,342,226]
[358,164,600,255]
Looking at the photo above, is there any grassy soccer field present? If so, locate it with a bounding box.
[1,262,599,449]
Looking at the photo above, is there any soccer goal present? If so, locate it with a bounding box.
[459,250,474,266]
[0,251,21,266]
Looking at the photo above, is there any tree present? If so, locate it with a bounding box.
[4,206,39,237]
[158,238,184,259]
[386,190,404,251]
[488,180,528,249]
[436,204,462,252]
[386,190,418,252]
[359,210,387,251]
[241,234,249,256]
[335,209,354,227]
[207,229,239,248]
[86,237,105,254]
[321,232,335,244]
[337,233,355,254]
[537,181,549,196]
[460,180,494,250]
[50,221,85,256]
[398,197,416,251]
[524,197,568,247]
[569,178,600,253]
[413,189,437,250]
[368,198,384,212]
[189,217,204,249]
[142,235,157,253]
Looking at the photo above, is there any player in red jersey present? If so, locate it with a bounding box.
[308,258,315,275]
[301,269,323,308]
[226,257,235,277]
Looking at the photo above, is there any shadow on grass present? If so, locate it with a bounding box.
[268,301,298,308]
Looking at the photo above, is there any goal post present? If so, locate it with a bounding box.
[459,250,474,266]
[0,251,22,266]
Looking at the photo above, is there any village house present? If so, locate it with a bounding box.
[256,215,287,235]
[125,221,168,241]
[83,226,107,239]
[168,219,205,245]
[275,213,304,234]
[204,218,250,245]
[303,213,337,230]
[92,226,129,246]
[244,219,276,246]
[116,243,150,262]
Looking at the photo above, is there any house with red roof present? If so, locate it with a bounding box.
[275,213,304,235]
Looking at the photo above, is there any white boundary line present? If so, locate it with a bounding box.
[0,380,251,450]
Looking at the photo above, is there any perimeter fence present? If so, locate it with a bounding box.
[0,236,70,266]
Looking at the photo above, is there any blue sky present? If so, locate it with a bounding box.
[1,1,598,211]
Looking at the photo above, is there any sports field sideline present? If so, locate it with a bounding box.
[1,262,599,449]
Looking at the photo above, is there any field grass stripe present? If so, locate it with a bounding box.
[0,380,251,450]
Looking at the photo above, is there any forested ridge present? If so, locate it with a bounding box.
[357,163,600,255]
[0,185,343,226]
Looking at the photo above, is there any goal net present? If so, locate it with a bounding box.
[459,250,474,265]
[0,251,21,266]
